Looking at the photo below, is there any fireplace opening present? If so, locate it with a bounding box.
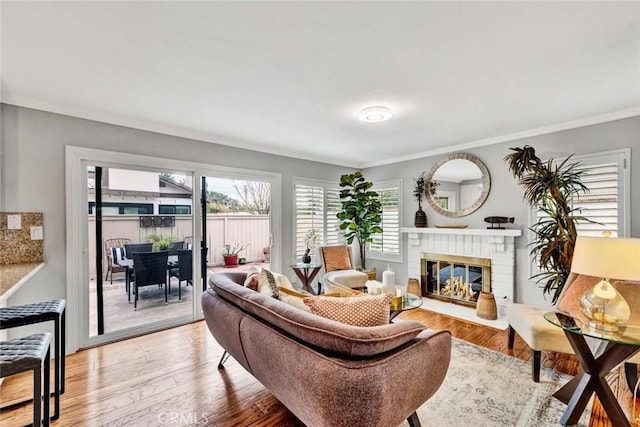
[420,253,491,307]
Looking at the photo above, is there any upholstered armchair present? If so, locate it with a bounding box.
[507,272,640,382]
[318,245,368,292]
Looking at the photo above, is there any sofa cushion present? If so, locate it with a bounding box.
[209,273,427,358]
[304,294,393,326]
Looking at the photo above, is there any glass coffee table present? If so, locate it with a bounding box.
[544,311,640,427]
[389,293,423,321]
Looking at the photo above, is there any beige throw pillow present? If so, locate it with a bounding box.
[303,294,393,326]
[278,287,313,312]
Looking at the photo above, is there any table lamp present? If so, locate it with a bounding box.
[571,235,640,332]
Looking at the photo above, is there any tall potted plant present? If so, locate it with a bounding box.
[337,171,382,271]
[504,145,590,303]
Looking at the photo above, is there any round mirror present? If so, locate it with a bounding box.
[425,153,491,217]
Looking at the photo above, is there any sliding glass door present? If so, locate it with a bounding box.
[88,165,195,338]
[66,146,282,352]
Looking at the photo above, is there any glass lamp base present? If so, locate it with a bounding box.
[587,319,620,333]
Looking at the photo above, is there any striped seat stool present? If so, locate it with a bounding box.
[0,333,51,427]
[0,299,65,419]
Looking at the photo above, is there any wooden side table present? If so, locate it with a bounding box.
[290,263,322,294]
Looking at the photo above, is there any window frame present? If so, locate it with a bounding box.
[292,178,343,260]
[527,148,630,278]
[368,179,403,263]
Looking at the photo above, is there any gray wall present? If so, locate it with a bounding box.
[364,116,640,307]
[2,103,638,311]
[0,104,347,308]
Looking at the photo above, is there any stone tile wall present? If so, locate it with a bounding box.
[0,212,44,265]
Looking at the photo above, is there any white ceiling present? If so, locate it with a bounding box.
[2,1,639,168]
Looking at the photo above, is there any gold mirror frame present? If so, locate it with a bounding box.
[425,153,491,218]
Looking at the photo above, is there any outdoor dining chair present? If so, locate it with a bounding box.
[131,251,169,310]
[169,249,192,301]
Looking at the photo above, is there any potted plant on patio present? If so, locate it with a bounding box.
[146,234,177,251]
[337,171,382,271]
[222,243,248,267]
[504,145,590,303]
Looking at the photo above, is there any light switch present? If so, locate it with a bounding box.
[30,226,44,240]
[7,215,21,230]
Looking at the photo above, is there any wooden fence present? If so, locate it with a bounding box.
[88,214,270,278]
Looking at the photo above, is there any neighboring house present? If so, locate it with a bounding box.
[87,169,193,216]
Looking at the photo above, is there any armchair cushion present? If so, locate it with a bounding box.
[324,270,368,289]
[321,246,352,271]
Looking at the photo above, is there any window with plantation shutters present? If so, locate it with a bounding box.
[294,179,343,260]
[530,149,629,275]
[369,180,402,262]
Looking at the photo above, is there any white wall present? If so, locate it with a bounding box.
[364,116,640,307]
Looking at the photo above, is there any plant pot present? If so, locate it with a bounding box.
[302,254,311,264]
[223,254,239,267]
[415,206,427,228]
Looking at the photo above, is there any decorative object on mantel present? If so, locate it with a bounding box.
[434,224,468,229]
[337,171,382,271]
[505,145,590,303]
[412,171,428,227]
[425,153,491,218]
[484,216,515,229]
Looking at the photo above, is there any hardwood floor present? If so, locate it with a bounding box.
[0,308,634,426]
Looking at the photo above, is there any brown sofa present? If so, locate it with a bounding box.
[202,271,452,427]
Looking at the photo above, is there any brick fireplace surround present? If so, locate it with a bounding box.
[402,227,522,304]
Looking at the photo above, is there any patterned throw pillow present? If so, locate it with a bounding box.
[244,266,261,291]
[303,294,393,326]
[258,269,280,298]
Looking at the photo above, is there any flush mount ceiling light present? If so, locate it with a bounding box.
[359,106,392,123]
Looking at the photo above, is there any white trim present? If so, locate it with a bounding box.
[368,179,403,263]
[362,108,640,168]
[401,227,522,237]
[6,99,638,169]
[65,146,282,352]
[526,148,631,280]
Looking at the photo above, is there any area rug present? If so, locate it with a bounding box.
[406,339,590,427]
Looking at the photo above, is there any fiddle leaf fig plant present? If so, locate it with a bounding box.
[504,145,591,303]
[337,171,382,270]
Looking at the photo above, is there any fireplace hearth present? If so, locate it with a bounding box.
[421,253,491,307]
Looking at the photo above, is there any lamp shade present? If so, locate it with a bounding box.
[571,236,640,281]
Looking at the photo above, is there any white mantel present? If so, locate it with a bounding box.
[402,227,522,302]
[400,227,522,237]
